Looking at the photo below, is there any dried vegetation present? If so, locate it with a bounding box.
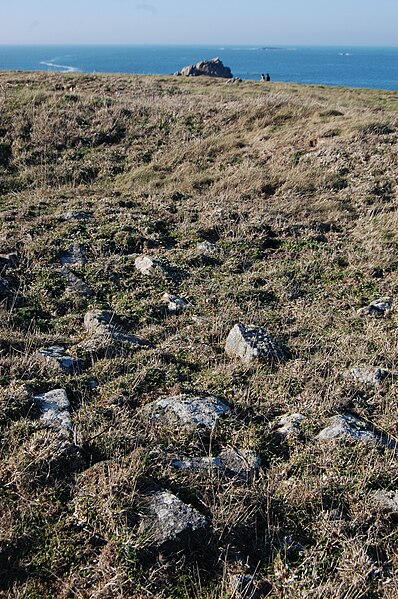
[0,71,398,597]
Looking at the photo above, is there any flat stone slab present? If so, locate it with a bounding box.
[143,394,230,430]
[139,490,208,550]
[81,310,152,353]
[197,241,218,256]
[61,210,91,221]
[317,413,396,448]
[60,243,87,268]
[343,366,389,385]
[172,448,260,480]
[34,388,72,432]
[37,345,86,373]
[59,267,93,297]
[225,323,283,364]
[358,297,393,317]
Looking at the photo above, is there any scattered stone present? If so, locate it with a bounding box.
[225,323,283,365]
[162,292,187,313]
[343,366,389,385]
[0,252,18,268]
[175,57,233,79]
[135,255,177,278]
[139,490,208,551]
[275,413,305,437]
[34,388,72,433]
[172,448,260,481]
[316,413,396,448]
[61,210,91,221]
[60,243,87,268]
[77,310,152,356]
[37,345,86,373]
[59,267,93,296]
[372,490,398,515]
[225,77,243,84]
[142,394,230,430]
[197,240,217,256]
[358,297,393,317]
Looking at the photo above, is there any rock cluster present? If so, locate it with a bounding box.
[175,58,233,79]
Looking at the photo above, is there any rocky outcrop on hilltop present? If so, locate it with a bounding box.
[175,57,233,78]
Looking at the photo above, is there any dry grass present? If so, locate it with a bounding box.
[0,70,398,597]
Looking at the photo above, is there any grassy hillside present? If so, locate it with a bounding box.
[0,71,398,598]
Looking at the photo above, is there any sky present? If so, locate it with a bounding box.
[0,0,397,46]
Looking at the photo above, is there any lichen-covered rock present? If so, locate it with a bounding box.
[358,297,393,317]
[59,267,93,296]
[316,414,396,448]
[343,366,389,385]
[372,490,398,515]
[162,292,187,313]
[135,255,178,278]
[139,490,208,550]
[142,394,230,430]
[37,345,86,373]
[225,323,283,364]
[275,413,305,437]
[197,241,218,256]
[175,57,233,79]
[172,448,260,480]
[60,243,87,268]
[34,388,72,433]
[79,310,152,356]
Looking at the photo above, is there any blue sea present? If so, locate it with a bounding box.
[0,45,397,90]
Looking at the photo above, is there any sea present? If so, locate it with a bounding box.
[0,45,397,90]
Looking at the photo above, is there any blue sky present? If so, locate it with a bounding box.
[1,0,397,46]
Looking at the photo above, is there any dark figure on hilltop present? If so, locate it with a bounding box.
[260,73,265,81]
[266,73,271,81]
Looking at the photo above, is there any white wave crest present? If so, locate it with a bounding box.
[40,60,81,73]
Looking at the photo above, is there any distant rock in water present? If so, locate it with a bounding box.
[175,57,233,79]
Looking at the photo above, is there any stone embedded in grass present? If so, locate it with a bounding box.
[162,292,187,313]
[37,345,86,373]
[139,490,208,551]
[225,323,283,365]
[316,413,396,448]
[61,210,91,221]
[197,240,218,256]
[0,252,18,268]
[59,267,93,297]
[134,255,180,279]
[34,388,72,433]
[172,448,260,481]
[60,243,87,268]
[142,394,230,430]
[372,490,398,515]
[78,309,152,356]
[343,366,389,385]
[275,413,305,437]
[358,297,393,317]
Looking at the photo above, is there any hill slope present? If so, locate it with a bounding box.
[1,72,398,598]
